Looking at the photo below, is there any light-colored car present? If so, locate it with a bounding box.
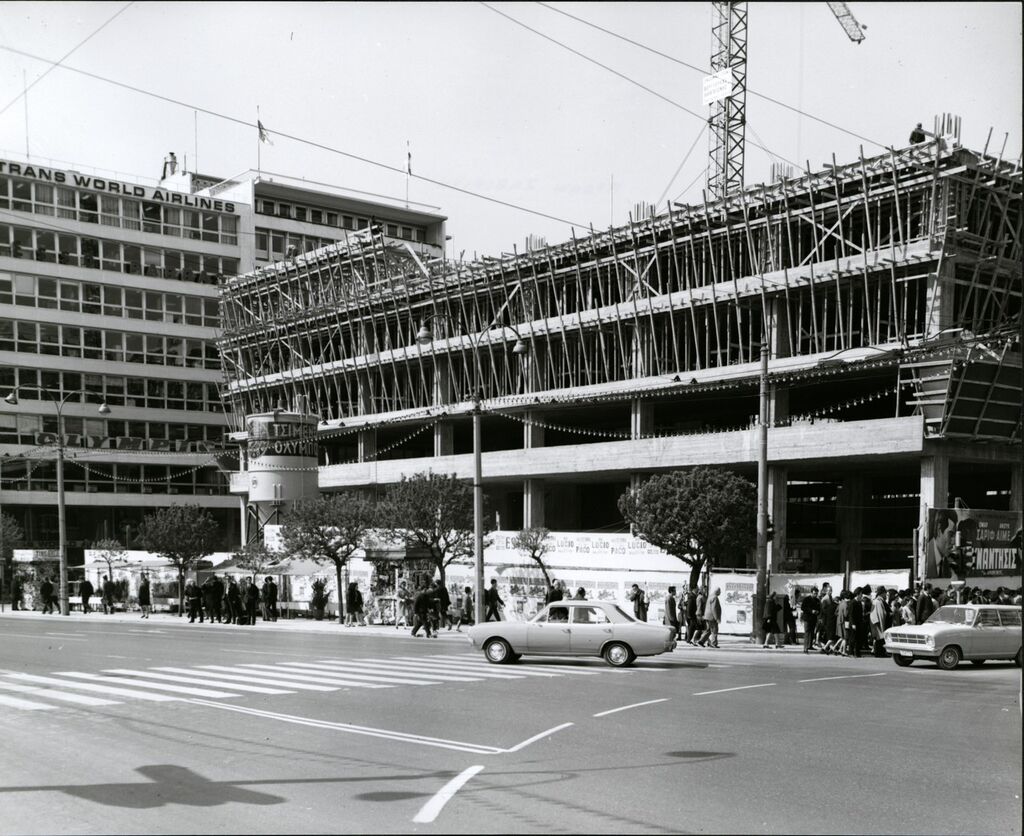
[467,599,677,667]
[884,604,1022,670]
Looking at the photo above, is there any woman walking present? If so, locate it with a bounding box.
[138,574,152,619]
[762,591,783,649]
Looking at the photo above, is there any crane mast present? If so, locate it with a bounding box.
[706,1,748,202]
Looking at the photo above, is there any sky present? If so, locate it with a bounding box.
[0,1,1020,259]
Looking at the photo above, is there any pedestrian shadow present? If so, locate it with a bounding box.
[0,764,459,809]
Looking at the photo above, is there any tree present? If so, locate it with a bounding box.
[92,538,128,583]
[378,472,477,587]
[512,527,554,586]
[231,541,280,579]
[136,505,220,616]
[279,493,376,623]
[618,467,756,590]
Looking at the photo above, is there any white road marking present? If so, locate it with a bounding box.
[6,672,180,701]
[428,654,603,675]
[0,681,119,706]
[799,673,888,683]
[325,659,491,682]
[189,700,503,754]
[0,693,55,710]
[193,666,342,691]
[155,667,339,692]
[387,656,557,679]
[229,663,400,689]
[412,765,486,824]
[270,661,454,686]
[503,722,574,753]
[692,683,776,696]
[55,671,239,698]
[104,669,293,695]
[593,698,670,718]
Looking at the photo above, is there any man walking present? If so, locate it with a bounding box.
[683,588,698,645]
[80,576,94,614]
[40,576,56,614]
[484,579,504,622]
[801,587,821,653]
[697,588,722,647]
[664,586,680,640]
[847,588,865,657]
[102,574,116,614]
[262,576,278,622]
[411,585,439,638]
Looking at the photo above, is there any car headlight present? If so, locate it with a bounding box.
[923,635,934,649]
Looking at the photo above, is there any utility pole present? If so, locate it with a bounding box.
[755,344,769,642]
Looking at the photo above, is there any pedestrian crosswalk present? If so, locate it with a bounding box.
[0,652,616,713]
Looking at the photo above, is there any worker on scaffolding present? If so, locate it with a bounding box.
[910,123,928,144]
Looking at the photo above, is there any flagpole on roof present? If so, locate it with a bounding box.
[405,139,411,208]
[257,105,262,178]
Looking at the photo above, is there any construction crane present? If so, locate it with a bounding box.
[705,1,866,202]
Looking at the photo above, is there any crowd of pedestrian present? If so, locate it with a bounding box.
[182,574,278,625]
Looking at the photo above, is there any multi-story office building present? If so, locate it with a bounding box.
[0,152,445,560]
[219,138,1021,576]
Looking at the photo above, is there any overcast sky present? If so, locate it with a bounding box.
[0,1,1020,259]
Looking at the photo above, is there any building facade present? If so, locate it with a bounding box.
[219,138,1021,576]
[0,152,445,561]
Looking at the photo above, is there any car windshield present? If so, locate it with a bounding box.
[926,606,976,626]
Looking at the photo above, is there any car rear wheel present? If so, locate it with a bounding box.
[937,646,961,670]
[603,642,636,667]
[970,659,985,666]
[1015,648,1021,667]
[893,655,913,667]
[484,638,513,664]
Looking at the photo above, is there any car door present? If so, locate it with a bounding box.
[570,605,614,655]
[969,609,1002,657]
[526,605,572,653]
[996,609,1022,656]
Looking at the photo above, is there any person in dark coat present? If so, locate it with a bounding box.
[201,575,223,623]
[627,584,648,622]
[137,574,151,619]
[783,594,797,644]
[484,579,504,622]
[243,577,260,625]
[663,586,680,640]
[80,577,95,614]
[10,573,22,610]
[909,122,927,143]
[226,576,242,624]
[102,574,116,614]
[683,588,698,645]
[345,581,366,626]
[819,587,837,651]
[544,581,563,606]
[411,586,439,637]
[261,576,278,622]
[800,587,821,653]
[40,576,56,614]
[434,581,452,630]
[847,588,865,657]
[762,591,782,649]
[184,580,203,622]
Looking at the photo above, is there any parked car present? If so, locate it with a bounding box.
[883,604,1022,670]
[466,599,677,667]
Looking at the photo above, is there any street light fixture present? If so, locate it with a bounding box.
[416,316,530,625]
[4,388,110,616]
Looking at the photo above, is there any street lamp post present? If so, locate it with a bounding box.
[416,317,528,625]
[4,388,109,616]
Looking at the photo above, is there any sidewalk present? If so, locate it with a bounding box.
[0,608,764,648]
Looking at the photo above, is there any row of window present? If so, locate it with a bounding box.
[0,410,226,445]
[0,272,220,326]
[0,461,227,496]
[1,320,221,370]
[255,198,426,243]
[0,367,225,414]
[0,176,239,244]
[0,223,238,285]
[254,227,339,262]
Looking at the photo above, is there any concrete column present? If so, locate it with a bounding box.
[523,478,545,529]
[837,472,867,573]
[432,357,453,406]
[630,398,653,439]
[357,430,377,462]
[524,410,544,449]
[434,422,454,457]
[766,466,787,572]
[924,257,956,338]
[1010,461,1023,513]
[918,453,950,580]
[239,497,248,547]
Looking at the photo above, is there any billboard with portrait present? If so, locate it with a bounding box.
[922,508,1022,580]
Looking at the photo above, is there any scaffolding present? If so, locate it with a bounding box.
[218,138,1021,443]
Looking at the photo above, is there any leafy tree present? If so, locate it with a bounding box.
[279,493,376,623]
[232,541,280,579]
[1,513,24,604]
[618,467,756,590]
[136,505,220,616]
[378,472,476,587]
[512,527,554,586]
[92,538,128,585]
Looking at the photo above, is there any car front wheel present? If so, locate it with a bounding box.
[484,638,513,664]
[936,646,961,670]
[893,655,913,667]
[603,642,636,667]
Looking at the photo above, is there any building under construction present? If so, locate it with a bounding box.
[218,137,1022,575]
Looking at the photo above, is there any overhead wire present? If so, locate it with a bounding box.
[0,1,135,119]
[534,0,888,150]
[0,44,588,231]
[656,124,706,207]
[479,2,798,169]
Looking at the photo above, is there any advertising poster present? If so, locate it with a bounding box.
[710,571,756,635]
[922,508,1022,580]
[769,574,844,635]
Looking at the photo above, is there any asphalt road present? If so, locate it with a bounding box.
[1,611,1020,835]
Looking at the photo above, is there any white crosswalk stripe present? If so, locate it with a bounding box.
[0,650,627,712]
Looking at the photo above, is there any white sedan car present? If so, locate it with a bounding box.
[884,604,1022,670]
[467,599,677,667]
